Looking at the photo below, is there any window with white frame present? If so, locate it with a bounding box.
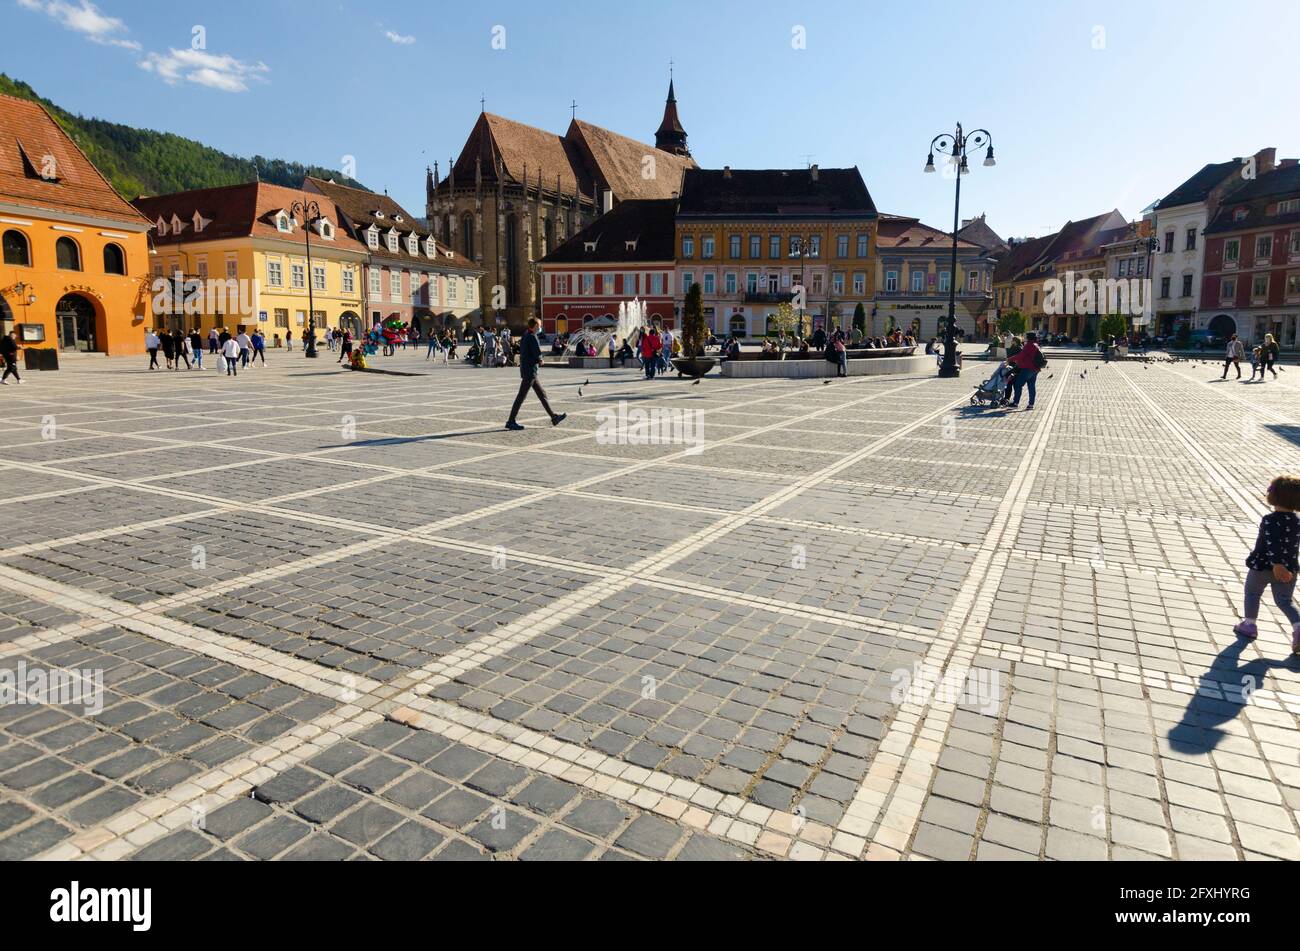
[968,270,979,291]
[746,272,758,293]
[1257,235,1273,260]
[853,273,865,295]
[832,273,844,295]
[407,235,418,255]
[1225,239,1240,262]
[749,235,761,258]
[277,213,292,233]
[1291,230,1300,254]
[911,270,925,292]
[267,259,283,287]
[312,265,326,291]
[390,270,402,300]
[466,279,475,301]
[702,237,715,259]
[769,235,781,258]
[1278,199,1300,215]
[809,235,821,258]
[291,263,305,289]
[650,273,664,295]
[342,267,355,294]
[387,232,399,253]
[447,278,457,302]
[885,270,898,292]
[1253,274,1269,299]
[410,273,422,303]
[836,235,849,257]
[682,271,694,292]
[938,271,950,293]
[729,235,741,258]
[682,236,694,258]
[857,234,869,257]
[225,257,238,279]
[369,268,382,297]
[703,273,715,294]
[725,273,737,294]
[367,228,379,250]
[1221,277,1236,300]
[583,274,594,295]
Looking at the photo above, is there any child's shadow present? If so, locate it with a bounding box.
[1167,638,1298,754]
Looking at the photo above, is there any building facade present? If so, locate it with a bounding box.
[538,199,676,335]
[305,178,483,336]
[674,166,878,338]
[133,182,368,340]
[427,85,696,329]
[873,214,993,340]
[0,92,151,356]
[1200,160,1300,348]
[1148,151,1268,337]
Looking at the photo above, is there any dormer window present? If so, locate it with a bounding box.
[386,231,399,253]
[625,239,638,251]
[374,211,385,219]
[407,234,418,255]
[170,213,185,234]
[276,213,293,233]
[156,216,169,237]
[1234,208,1248,223]
[316,219,334,240]
[394,214,404,223]
[193,211,211,234]
[424,238,436,258]
[584,240,598,252]
[366,227,379,250]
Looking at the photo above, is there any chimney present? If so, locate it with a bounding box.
[602,189,613,214]
[722,165,731,180]
[1280,158,1298,169]
[810,164,819,182]
[1255,147,1277,175]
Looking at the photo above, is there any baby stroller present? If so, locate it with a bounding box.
[971,362,1013,407]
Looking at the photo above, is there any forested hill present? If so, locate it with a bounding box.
[0,74,367,199]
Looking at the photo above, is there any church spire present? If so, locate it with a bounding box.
[655,71,689,157]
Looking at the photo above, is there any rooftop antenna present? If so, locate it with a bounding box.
[802,153,815,169]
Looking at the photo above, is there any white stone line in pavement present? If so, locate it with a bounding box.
[1116,368,1267,521]
[13,374,961,860]
[837,373,1074,859]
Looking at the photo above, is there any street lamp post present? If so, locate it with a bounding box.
[925,123,995,377]
[289,198,322,358]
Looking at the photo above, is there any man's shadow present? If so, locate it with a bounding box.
[1167,638,1298,754]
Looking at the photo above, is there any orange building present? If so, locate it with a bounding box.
[0,93,151,358]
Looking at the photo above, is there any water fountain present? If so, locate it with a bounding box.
[564,298,647,357]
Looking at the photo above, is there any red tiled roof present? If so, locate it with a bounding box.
[876,216,981,251]
[132,181,367,252]
[569,119,695,201]
[304,177,480,271]
[0,92,146,226]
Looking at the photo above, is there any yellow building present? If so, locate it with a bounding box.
[0,93,152,357]
[675,166,878,337]
[132,182,368,341]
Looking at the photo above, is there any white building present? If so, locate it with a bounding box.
[1148,148,1274,337]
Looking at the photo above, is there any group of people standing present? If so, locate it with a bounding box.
[143,327,270,375]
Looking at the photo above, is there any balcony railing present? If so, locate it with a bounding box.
[743,290,795,303]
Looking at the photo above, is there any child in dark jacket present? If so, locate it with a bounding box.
[1235,474,1300,654]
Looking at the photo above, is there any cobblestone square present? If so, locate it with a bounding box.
[1,352,1298,861]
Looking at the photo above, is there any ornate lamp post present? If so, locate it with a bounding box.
[924,124,995,377]
[289,198,322,358]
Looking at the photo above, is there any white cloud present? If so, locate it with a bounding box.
[18,0,141,50]
[140,48,270,93]
[385,30,416,45]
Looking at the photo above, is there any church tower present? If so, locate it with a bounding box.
[654,78,689,157]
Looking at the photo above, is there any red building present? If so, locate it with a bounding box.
[538,198,677,335]
[1200,160,1300,348]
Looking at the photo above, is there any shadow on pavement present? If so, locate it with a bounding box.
[1167,637,1298,754]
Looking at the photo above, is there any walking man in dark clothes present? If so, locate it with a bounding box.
[506,317,566,431]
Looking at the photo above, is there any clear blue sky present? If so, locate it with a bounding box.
[6,0,1298,239]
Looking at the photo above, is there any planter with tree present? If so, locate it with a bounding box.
[672,281,716,378]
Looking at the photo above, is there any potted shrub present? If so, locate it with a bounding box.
[672,282,716,378]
